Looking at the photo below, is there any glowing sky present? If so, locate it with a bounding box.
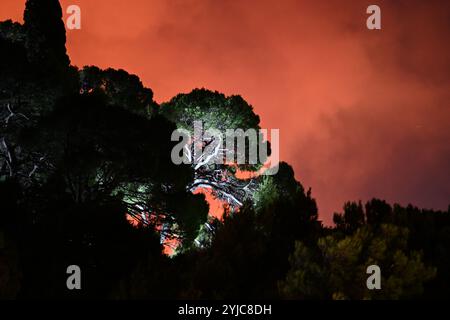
[1,0,449,224]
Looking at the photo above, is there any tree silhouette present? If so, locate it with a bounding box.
[0,0,449,300]
[79,66,158,118]
[24,0,70,69]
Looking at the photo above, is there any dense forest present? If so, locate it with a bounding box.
[0,0,449,300]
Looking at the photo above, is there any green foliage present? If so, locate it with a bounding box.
[160,88,260,132]
[253,162,309,214]
[253,175,279,211]
[333,199,450,298]
[166,192,209,244]
[280,224,436,299]
[160,88,268,172]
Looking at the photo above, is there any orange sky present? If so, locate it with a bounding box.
[1,0,449,224]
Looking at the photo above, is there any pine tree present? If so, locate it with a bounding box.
[24,0,70,69]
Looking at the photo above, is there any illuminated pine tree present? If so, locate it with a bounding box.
[160,89,267,210]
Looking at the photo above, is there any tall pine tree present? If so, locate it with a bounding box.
[24,0,70,70]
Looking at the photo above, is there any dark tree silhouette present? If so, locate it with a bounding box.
[79,66,158,118]
[0,0,449,301]
[24,0,70,69]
